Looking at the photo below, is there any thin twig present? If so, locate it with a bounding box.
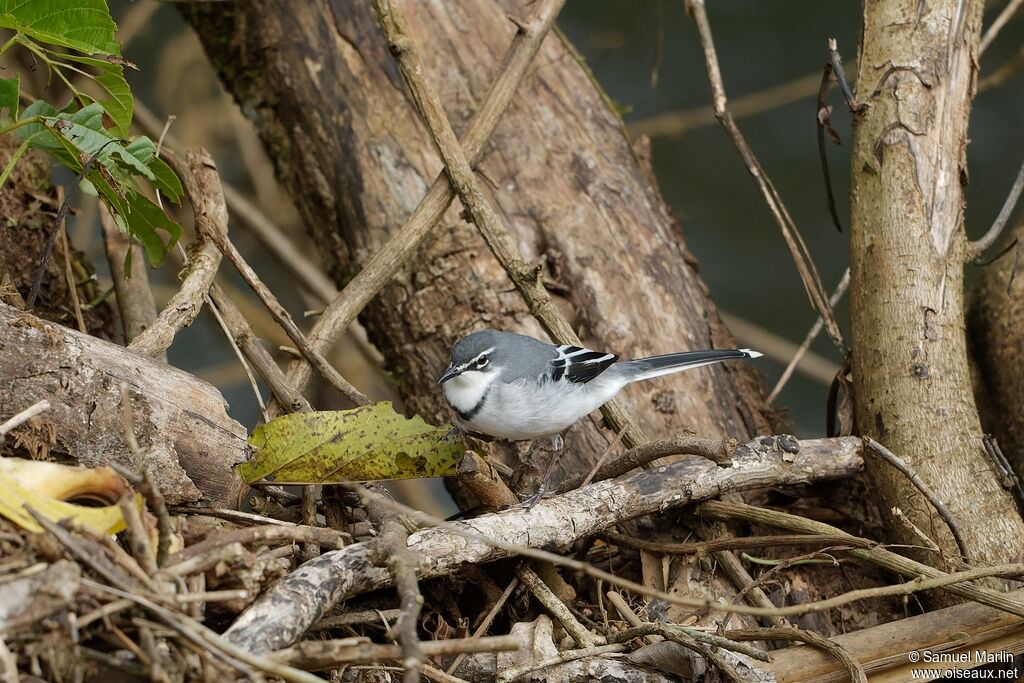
[560,435,733,491]
[768,268,850,402]
[516,564,595,647]
[610,623,770,663]
[980,0,1024,54]
[863,436,971,562]
[685,0,842,348]
[59,217,87,333]
[206,293,269,422]
[606,530,874,556]
[270,635,521,671]
[27,139,115,308]
[446,576,519,676]
[969,157,1024,260]
[0,399,50,438]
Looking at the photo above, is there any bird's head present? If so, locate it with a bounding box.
[437,330,500,385]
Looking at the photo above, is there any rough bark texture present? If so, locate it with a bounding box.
[0,303,249,505]
[969,221,1024,480]
[180,0,772,479]
[849,0,1024,572]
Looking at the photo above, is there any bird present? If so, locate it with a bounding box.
[437,329,762,482]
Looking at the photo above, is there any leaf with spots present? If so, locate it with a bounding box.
[237,402,466,485]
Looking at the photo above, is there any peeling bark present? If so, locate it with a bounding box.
[849,0,1024,577]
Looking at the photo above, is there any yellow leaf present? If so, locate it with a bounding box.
[0,470,135,535]
[238,402,466,485]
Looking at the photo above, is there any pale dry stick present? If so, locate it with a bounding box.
[369,512,424,683]
[609,623,770,663]
[495,643,629,683]
[980,0,1024,53]
[270,635,521,671]
[133,103,338,308]
[697,500,1024,618]
[128,150,223,358]
[684,0,841,348]
[630,68,828,139]
[59,223,87,333]
[201,224,368,406]
[421,663,471,683]
[206,294,269,422]
[721,311,839,387]
[863,436,971,563]
[220,184,337,304]
[101,204,159,344]
[445,576,520,676]
[0,399,49,438]
[768,268,850,402]
[726,627,867,683]
[83,580,324,683]
[516,564,596,647]
[580,427,628,488]
[270,0,566,419]
[170,524,348,566]
[968,157,1024,259]
[312,609,402,630]
[374,0,645,446]
[0,635,17,683]
[607,531,873,556]
[207,283,312,415]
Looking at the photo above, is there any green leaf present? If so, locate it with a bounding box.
[121,192,181,267]
[0,75,18,120]
[238,403,466,485]
[0,0,120,56]
[125,136,182,202]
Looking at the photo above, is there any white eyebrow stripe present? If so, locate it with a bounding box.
[563,347,597,357]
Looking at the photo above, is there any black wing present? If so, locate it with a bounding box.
[550,345,618,384]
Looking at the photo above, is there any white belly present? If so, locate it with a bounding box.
[455,376,626,440]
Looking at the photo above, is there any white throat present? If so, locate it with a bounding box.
[443,369,500,415]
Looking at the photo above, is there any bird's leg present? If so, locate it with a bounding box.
[519,432,565,508]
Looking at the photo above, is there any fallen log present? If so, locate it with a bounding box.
[0,303,249,504]
[226,436,863,653]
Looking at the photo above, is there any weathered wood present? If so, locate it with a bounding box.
[0,303,248,504]
[181,0,773,480]
[224,436,863,653]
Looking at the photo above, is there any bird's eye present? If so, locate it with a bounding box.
[476,355,489,368]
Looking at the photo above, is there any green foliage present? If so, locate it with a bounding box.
[0,0,182,267]
[238,403,467,485]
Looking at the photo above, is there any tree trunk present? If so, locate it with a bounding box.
[849,0,1024,575]
[181,0,772,478]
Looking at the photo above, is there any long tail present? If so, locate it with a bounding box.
[620,348,762,383]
